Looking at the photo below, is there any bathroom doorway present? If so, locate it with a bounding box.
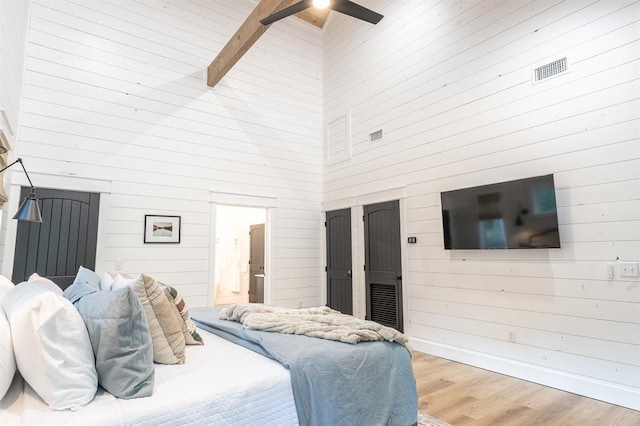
[214,205,266,306]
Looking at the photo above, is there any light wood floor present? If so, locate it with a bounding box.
[412,351,640,425]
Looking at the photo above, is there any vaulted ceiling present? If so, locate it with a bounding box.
[206,0,329,88]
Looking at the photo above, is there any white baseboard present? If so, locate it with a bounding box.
[411,338,640,411]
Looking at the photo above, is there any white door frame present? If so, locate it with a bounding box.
[209,191,276,307]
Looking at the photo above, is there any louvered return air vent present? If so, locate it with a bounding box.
[533,57,568,83]
[369,283,398,329]
[369,129,384,143]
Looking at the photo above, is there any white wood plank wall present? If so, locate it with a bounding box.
[5,0,639,410]
[13,0,324,308]
[322,0,640,409]
[0,0,31,276]
[0,0,29,130]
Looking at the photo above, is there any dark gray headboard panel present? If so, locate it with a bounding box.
[12,188,100,290]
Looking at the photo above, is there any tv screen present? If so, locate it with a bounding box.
[441,174,561,249]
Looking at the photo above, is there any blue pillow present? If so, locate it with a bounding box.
[73,266,102,290]
[64,280,154,399]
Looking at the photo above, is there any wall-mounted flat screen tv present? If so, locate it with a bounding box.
[441,174,561,249]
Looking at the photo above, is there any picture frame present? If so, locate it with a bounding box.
[144,215,181,244]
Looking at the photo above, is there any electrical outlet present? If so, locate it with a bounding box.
[507,329,516,343]
[620,262,639,278]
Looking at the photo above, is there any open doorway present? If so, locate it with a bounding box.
[214,205,266,306]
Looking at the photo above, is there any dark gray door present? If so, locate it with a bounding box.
[12,188,100,290]
[364,200,403,331]
[248,223,265,303]
[326,208,352,315]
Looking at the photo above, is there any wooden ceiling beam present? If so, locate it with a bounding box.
[296,8,330,28]
[206,0,301,88]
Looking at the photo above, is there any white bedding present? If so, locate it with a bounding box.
[0,328,299,426]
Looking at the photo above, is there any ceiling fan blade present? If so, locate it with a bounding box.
[332,0,383,24]
[260,0,313,25]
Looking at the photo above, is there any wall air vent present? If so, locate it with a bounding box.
[533,57,568,83]
[369,129,384,142]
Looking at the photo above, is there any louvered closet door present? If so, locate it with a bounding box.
[364,200,403,332]
[12,188,100,289]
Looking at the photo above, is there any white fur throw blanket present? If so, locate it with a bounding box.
[220,303,410,351]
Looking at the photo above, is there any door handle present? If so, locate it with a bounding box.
[345,270,352,277]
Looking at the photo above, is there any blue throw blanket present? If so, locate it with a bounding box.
[191,307,418,426]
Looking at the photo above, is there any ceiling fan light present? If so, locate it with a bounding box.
[312,0,330,9]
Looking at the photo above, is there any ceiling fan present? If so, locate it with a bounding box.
[260,0,383,26]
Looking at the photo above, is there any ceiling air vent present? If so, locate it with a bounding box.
[533,57,568,83]
[369,129,384,142]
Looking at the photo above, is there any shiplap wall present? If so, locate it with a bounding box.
[5,0,638,410]
[322,0,639,409]
[11,0,324,308]
[0,0,30,276]
[0,0,28,131]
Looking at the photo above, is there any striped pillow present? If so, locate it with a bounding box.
[162,283,203,345]
[120,274,186,364]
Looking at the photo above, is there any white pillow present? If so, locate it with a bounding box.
[0,275,14,302]
[110,274,138,291]
[100,272,115,291]
[27,273,63,295]
[2,281,98,410]
[0,276,16,401]
[0,309,15,401]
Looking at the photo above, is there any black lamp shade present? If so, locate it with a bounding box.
[13,193,42,222]
[0,158,43,223]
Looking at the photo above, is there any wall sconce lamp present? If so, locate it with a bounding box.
[0,158,43,222]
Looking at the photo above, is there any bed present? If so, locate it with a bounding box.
[0,269,418,426]
[0,328,299,425]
